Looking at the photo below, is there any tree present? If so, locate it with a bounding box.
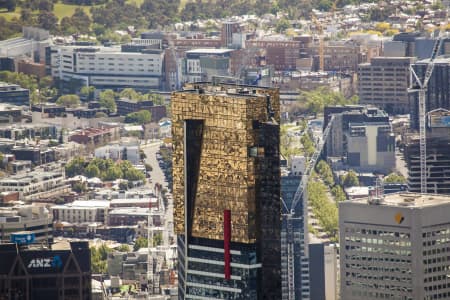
[298,87,358,114]
[331,185,346,202]
[384,173,407,184]
[119,88,142,101]
[56,94,80,108]
[65,157,86,177]
[103,164,123,181]
[91,245,111,273]
[116,244,131,252]
[72,181,87,193]
[38,11,58,31]
[316,160,334,186]
[153,233,163,246]
[71,8,91,33]
[85,164,100,178]
[133,237,148,251]
[125,110,152,124]
[275,18,290,33]
[341,170,359,187]
[20,8,34,24]
[80,86,95,101]
[99,89,117,113]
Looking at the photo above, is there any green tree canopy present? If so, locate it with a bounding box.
[99,89,117,113]
[56,94,80,108]
[133,237,148,251]
[65,157,86,177]
[298,87,358,114]
[119,88,142,101]
[341,170,359,187]
[384,173,407,183]
[125,110,151,124]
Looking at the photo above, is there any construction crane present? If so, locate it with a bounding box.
[409,30,445,193]
[282,115,335,300]
[311,14,324,71]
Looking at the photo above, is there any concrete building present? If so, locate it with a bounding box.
[69,127,118,149]
[308,242,338,300]
[324,106,395,174]
[0,167,68,200]
[184,48,234,82]
[0,241,91,300]
[0,204,53,244]
[0,27,50,65]
[115,98,166,121]
[46,45,164,92]
[51,200,109,225]
[0,82,29,106]
[172,83,281,299]
[339,192,450,300]
[358,57,415,114]
[95,143,140,164]
[0,103,22,124]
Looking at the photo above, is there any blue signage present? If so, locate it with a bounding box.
[10,232,35,245]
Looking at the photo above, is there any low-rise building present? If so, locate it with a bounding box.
[94,143,140,164]
[0,167,68,200]
[108,208,162,226]
[0,82,29,106]
[0,204,53,244]
[69,127,119,149]
[51,200,110,224]
[325,105,395,174]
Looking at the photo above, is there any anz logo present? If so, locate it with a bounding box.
[27,256,63,269]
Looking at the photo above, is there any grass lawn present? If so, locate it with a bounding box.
[126,0,145,6]
[53,3,93,19]
[0,7,21,21]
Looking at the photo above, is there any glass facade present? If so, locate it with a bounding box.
[172,83,281,299]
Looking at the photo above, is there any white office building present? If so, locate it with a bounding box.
[340,192,450,300]
[47,45,164,90]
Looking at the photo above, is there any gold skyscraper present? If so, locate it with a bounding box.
[172,82,281,299]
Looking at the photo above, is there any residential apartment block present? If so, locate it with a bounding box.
[340,193,450,300]
[358,57,414,114]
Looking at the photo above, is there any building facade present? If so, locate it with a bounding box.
[404,108,450,194]
[0,205,53,244]
[172,83,281,299]
[340,193,450,300]
[0,241,91,300]
[358,57,414,114]
[324,106,395,174]
[46,45,164,92]
[410,57,450,130]
[0,82,29,106]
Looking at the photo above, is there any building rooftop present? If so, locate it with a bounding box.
[185,48,234,55]
[350,192,450,208]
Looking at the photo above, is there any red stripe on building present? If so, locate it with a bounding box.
[223,209,231,280]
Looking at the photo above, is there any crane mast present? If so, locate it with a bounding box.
[409,31,444,193]
[282,115,335,300]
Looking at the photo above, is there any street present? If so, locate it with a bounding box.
[141,141,174,247]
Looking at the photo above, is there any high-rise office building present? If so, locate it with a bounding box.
[358,57,414,114]
[410,57,450,130]
[339,192,450,300]
[172,82,281,299]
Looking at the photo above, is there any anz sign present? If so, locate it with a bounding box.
[27,256,63,269]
